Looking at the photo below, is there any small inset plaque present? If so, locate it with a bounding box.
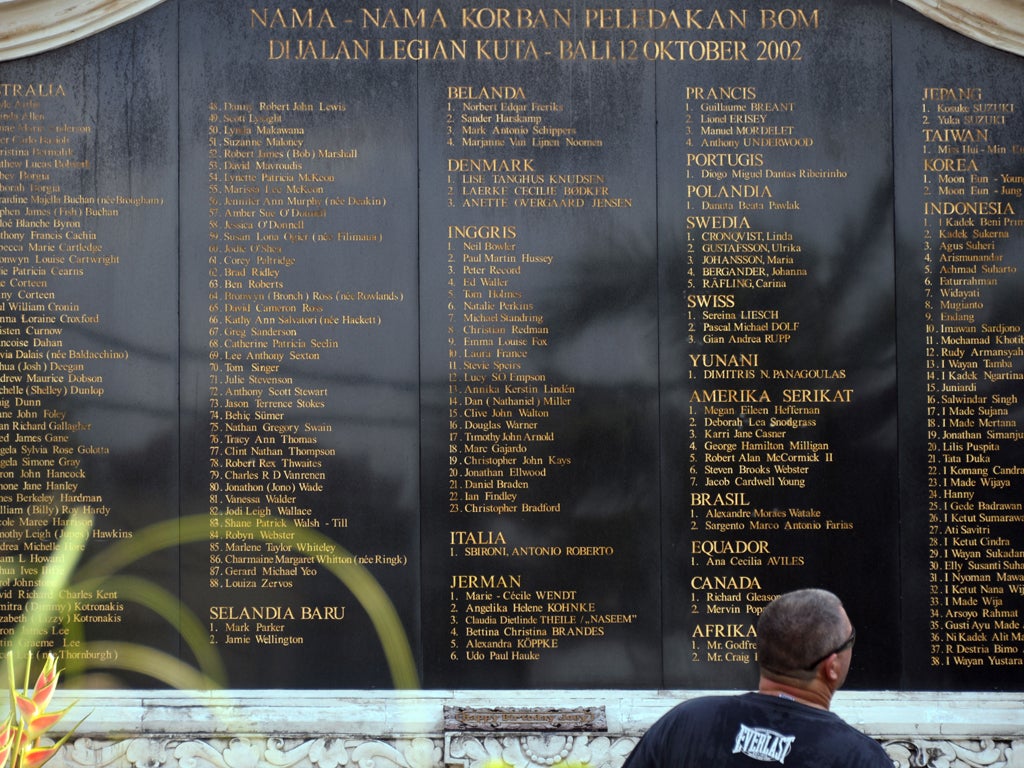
[444,706,607,732]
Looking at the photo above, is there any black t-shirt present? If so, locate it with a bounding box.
[622,693,892,768]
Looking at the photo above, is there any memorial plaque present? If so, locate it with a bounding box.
[656,0,901,690]
[0,0,1021,692]
[177,0,422,687]
[417,0,661,688]
[893,2,1024,688]
[0,4,179,678]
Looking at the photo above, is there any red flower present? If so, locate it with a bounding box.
[0,718,15,768]
[22,745,62,768]
[5,653,79,768]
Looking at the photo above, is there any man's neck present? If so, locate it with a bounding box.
[757,676,833,710]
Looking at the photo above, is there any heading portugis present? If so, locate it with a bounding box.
[250,6,823,62]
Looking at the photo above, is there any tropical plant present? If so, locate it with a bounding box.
[7,505,417,692]
[0,652,81,768]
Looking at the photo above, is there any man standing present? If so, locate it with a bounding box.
[622,589,892,767]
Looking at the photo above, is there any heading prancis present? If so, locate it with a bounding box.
[249,7,818,31]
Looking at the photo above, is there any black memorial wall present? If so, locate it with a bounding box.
[0,0,1021,690]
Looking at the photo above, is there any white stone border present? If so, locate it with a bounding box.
[36,690,1024,768]
[898,0,1024,57]
[43,690,1024,768]
[0,0,166,61]
[47,733,1024,768]
[48,689,1023,739]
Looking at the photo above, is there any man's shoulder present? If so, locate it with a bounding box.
[822,719,893,766]
[668,692,785,717]
[671,693,746,713]
[646,692,763,735]
[660,691,807,716]
[626,694,892,768]
[660,694,742,721]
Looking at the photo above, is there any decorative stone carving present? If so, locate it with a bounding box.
[0,0,167,60]
[446,734,636,768]
[897,0,1024,57]
[51,736,1024,768]
[443,708,606,732]
[56,738,444,768]
[883,738,1020,768]
[37,689,1024,768]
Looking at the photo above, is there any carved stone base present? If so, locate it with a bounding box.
[41,691,1024,768]
[50,735,1024,768]
[57,737,443,768]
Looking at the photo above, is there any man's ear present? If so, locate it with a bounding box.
[820,654,841,683]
